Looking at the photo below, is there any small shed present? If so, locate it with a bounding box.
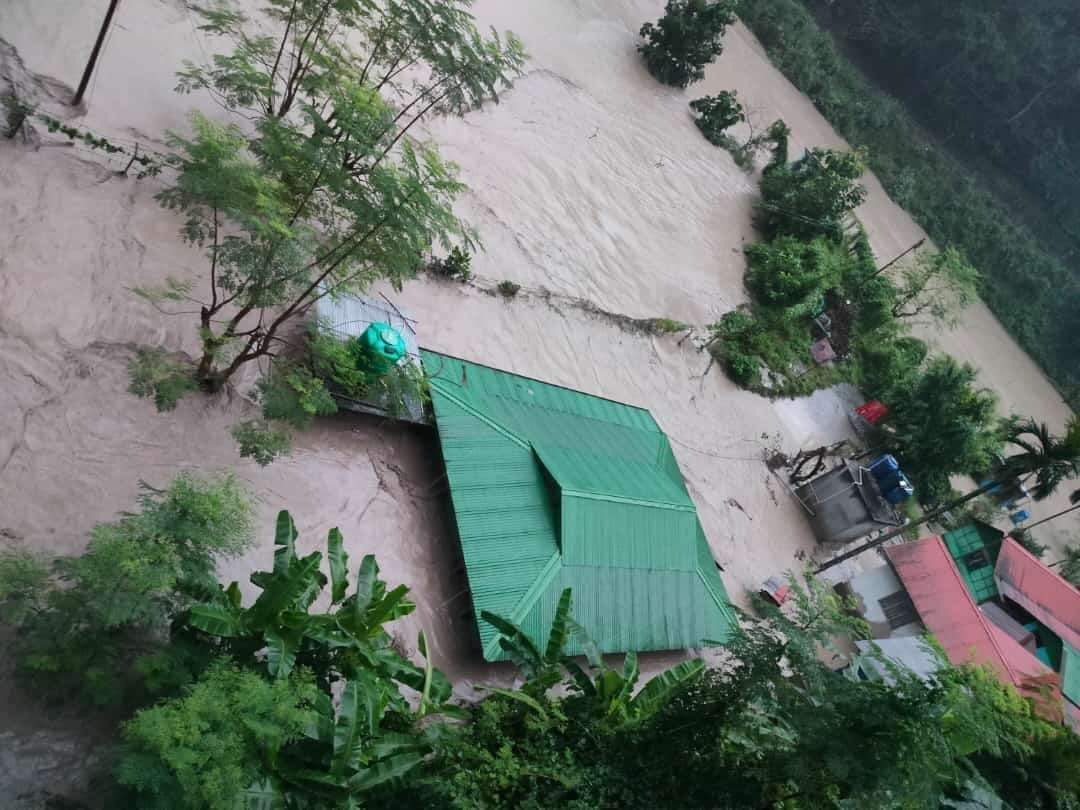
[421,350,738,661]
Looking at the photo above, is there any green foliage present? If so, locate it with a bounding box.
[231,419,292,466]
[1057,545,1080,588]
[3,90,34,140]
[758,146,867,242]
[1010,529,1049,560]
[880,356,1002,502]
[854,335,928,404]
[745,235,846,308]
[118,511,454,808]
[115,661,318,810]
[638,0,738,88]
[128,347,198,411]
[738,0,1080,406]
[0,550,49,625]
[690,91,744,145]
[38,114,164,176]
[1000,416,1080,501]
[496,279,521,298]
[256,363,337,430]
[0,473,254,707]
[646,317,690,334]
[891,246,980,325]
[428,245,473,282]
[152,1,525,390]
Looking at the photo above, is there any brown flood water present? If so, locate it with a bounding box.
[0,1,1076,799]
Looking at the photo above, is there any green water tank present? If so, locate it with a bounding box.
[357,322,407,374]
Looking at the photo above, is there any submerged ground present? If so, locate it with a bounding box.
[1,0,1077,798]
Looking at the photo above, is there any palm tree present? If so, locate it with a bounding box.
[816,416,1080,573]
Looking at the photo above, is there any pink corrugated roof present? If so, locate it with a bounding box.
[995,538,1080,652]
[885,537,1062,721]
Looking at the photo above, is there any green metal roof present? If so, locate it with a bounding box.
[943,521,1005,604]
[1062,643,1080,707]
[422,350,737,661]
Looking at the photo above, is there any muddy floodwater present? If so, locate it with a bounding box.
[1,0,1076,801]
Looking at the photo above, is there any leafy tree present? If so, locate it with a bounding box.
[115,661,318,810]
[0,473,254,706]
[132,0,525,397]
[689,91,744,144]
[638,0,738,88]
[757,146,868,241]
[119,510,456,808]
[880,355,1002,502]
[891,245,980,325]
[854,334,928,404]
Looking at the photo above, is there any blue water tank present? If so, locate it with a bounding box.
[884,475,914,505]
[868,454,899,483]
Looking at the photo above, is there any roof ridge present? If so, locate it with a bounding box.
[482,551,562,661]
[926,536,1033,686]
[420,348,658,420]
[428,381,530,450]
[1002,536,1080,596]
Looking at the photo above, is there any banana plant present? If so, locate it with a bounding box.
[188,510,451,708]
[482,588,706,723]
[184,511,456,806]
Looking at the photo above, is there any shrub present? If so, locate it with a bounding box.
[0,473,254,707]
[231,419,293,466]
[690,91,744,145]
[2,90,34,140]
[429,245,472,282]
[757,147,867,242]
[724,349,761,387]
[638,0,738,88]
[128,348,198,411]
[496,279,521,298]
[744,236,846,309]
[256,363,337,430]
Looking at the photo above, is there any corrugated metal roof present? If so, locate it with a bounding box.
[885,537,1063,720]
[422,350,737,661]
[995,538,1080,652]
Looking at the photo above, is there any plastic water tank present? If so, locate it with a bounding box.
[867,454,899,483]
[357,322,407,374]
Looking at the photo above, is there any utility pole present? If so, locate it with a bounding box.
[858,237,926,288]
[72,0,122,107]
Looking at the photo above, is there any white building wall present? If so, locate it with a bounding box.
[844,564,924,639]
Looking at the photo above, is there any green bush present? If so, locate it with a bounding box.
[690,91,744,145]
[757,147,867,242]
[638,0,738,88]
[745,235,846,309]
[0,473,254,707]
[230,419,293,466]
[128,348,197,411]
[497,279,521,298]
[428,245,472,282]
[256,363,337,429]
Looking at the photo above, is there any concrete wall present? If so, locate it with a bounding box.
[843,564,924,639]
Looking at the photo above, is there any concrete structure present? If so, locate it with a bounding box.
[840,565,922,639]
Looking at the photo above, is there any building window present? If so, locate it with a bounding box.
[962,548,991,571]
[878,591,918,629]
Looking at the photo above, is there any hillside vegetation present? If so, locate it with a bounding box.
[739,0,1080,407]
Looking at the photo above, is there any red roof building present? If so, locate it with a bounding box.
[995,538,1080,653]
[885,537,1063,721]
